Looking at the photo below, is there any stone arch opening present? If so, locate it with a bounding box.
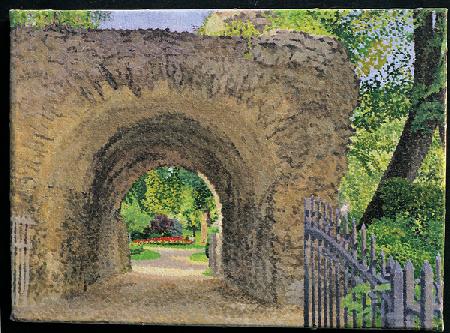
[117,165,224,276]
[72,113,273,299]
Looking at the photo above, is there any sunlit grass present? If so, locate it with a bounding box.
[202,267,213,276]
[189,252,208,262]
[131,249,160,261]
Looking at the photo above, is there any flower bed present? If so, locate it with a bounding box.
[132,236,193,246]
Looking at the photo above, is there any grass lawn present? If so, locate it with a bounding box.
[202,267,213,276]
[189,252,208,262]
[131,249,160,260]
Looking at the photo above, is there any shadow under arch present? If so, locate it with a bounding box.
[78,113,276,302]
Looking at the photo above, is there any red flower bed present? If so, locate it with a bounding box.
[132,236,193,246]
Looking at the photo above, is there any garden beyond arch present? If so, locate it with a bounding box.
[10,27,358,305]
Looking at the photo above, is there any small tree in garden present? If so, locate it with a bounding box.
[144,215,182,237]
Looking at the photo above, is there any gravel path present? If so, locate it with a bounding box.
[12,246,303,326]
[132,246,208,277]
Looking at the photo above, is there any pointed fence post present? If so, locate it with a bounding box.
[335,260,341,328]
[303,198,310,327]
[370,234,376,275]
[311,238,316,327]
[403,260,415,328]
[420,261,434,330]
[387,261,404,328]
[380,250,386,277]
[360,223,367,268]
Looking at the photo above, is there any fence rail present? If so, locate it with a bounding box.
[11,216,35,307]
[303,196,443,329]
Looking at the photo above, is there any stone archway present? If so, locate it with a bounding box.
[10,27,358,305]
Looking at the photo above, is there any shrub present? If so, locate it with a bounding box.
[367,215,443,276]
[378,177,444,228]
[144,215,183,237]
[369,177,445,275]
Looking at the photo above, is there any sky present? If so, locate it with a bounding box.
[98,9,212,32]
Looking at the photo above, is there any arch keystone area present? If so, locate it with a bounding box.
[10,27,358,305]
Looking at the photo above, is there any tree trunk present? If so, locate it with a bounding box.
[200,211,208,245]
[361,10,446,225]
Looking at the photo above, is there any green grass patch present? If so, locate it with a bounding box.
[202,268,213,276]
[189,252,208,262]
[131,249,160,261]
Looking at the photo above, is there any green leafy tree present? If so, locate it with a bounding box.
[122,167,219,238]
[10,9,111,29]
[362,9,447,224]
[120,199,152,235]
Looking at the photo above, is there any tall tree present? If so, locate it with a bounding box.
[361,9,447,225]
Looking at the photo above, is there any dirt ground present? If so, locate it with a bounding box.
[132,246,209,277]
[12,247,303,326]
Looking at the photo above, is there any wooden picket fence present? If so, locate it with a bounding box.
[11,216,35,307]
[303,196,444,329]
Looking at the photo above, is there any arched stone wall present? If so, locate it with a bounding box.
[10,27,358,304]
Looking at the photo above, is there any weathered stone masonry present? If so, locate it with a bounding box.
[10,27,358,305]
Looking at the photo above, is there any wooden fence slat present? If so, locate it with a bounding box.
[19,222,25,305]
[304,236,310,327]
[389,261,405,328]
[420,261,434,329]
[369,291,377,327]
[13,218,19,307]
[329,205,335,237]
[311,237,316,326]
[351,266,357,328]
[380,250,386,278]
[335,259,341,328]
[403,260,415,328]
[351,219,357,259]
[343,266,349,328]
[335,208,340,240]
[323,254,328,327]
[388,256,395,276]
[343,211,349,238]
[303,198,310,327]
[317,198,322,231]
[370,234,376,275]
[318,242,322,327]
[23,224,30,306]
[328,260,334,327]
[12,218,35,307]
[360,223,367,268]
